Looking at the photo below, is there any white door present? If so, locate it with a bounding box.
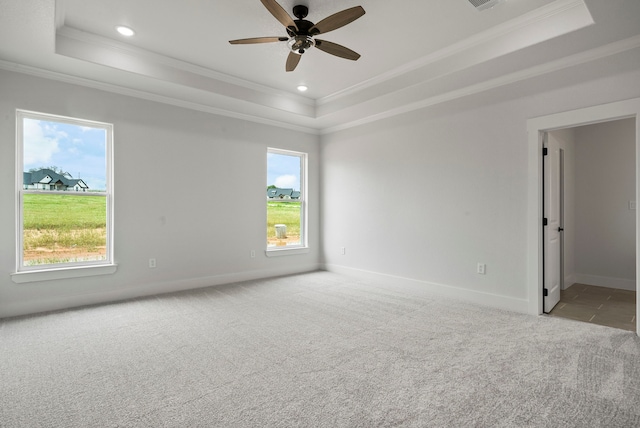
[544,133,561,312]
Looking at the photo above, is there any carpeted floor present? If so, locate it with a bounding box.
[1,271,639,427]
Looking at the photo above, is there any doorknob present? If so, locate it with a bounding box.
[558,227,564,232]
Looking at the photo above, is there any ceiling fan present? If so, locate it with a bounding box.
[229,0,365,72]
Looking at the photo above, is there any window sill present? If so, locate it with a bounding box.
[11,263,118,284]
[265,247,309,257]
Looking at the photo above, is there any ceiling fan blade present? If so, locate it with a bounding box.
[310,6,365,35]
[315,40,361,61]
[260,0,298,32]
[229,37,288,44]
[286,52,301,72]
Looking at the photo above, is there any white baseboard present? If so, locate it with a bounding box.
[322,264,529,314]
[564,274,577,288]
[2,263,321,318]
[573,273,637,291]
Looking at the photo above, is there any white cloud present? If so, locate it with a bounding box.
[275,174,297,189]
[23,119,60,166]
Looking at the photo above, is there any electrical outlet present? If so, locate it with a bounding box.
[477,263,486,275]
[340,247,346,255]
[630,201,637,210]
[149,258,156,268]
[250,250,256,258]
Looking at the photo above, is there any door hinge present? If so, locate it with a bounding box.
[543,288,549,297]
[543,218,548,226]
[543,147,548,156]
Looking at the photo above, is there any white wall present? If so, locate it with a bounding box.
[0,69,321,318]
[321,63,640,313]
[573,118,636,289]
[2,55,639,318]
[547,128,576,288]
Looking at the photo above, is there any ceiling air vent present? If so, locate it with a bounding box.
[468,0,504,11]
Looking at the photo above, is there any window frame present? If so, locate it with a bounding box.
[12,110,116,283]
[266,147,308,256]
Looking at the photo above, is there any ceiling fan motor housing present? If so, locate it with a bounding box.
[286,19,316,37]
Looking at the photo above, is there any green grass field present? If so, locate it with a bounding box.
[23,193,107,264]
[267,201,301,244]
[23,195,298,263]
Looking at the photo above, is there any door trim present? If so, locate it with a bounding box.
[559,148,565,292]
[526,97,640,335]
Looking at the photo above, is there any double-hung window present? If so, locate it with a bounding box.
[266,148,307,254]
[14,110,114,281]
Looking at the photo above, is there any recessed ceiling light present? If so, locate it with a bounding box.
[116,26,135,37]
[297,85,308,92]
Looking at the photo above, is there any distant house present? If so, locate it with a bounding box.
[23,169,89,192]
[267,187,300,199]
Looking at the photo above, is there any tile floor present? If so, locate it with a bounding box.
[548,283,636,332]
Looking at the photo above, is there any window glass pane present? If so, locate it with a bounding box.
[267,151,303,248]
[23,194,107,266]
[23,118,107,191]
[21,115,108,267]
[267,200,302,247]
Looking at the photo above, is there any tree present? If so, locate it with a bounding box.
[267,185,277,189]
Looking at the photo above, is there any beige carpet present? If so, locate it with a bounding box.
[1,271,640,427]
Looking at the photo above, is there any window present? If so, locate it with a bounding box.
[266,148,307,253]
[15,110,114,276]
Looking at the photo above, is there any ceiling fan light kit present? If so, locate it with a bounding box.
[288,35,315,55]
[229,0,365,72]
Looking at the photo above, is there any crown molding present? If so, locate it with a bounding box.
[55,26,314,107]
[0,60,321,135]
[54,0,591,117]
[52,0,593,125]
[4,33,637,137]
[316,0,592,108]
[55,26,316,118]
[320,35,640,134]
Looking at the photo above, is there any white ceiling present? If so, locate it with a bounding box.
[60,0,556,96]
[0,0,639,133]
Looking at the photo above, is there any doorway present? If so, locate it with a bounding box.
[543,118,637,331]
[527,98,640,336]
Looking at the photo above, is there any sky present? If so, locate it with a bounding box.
[23,118,107,190]
[267,152,301,191]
